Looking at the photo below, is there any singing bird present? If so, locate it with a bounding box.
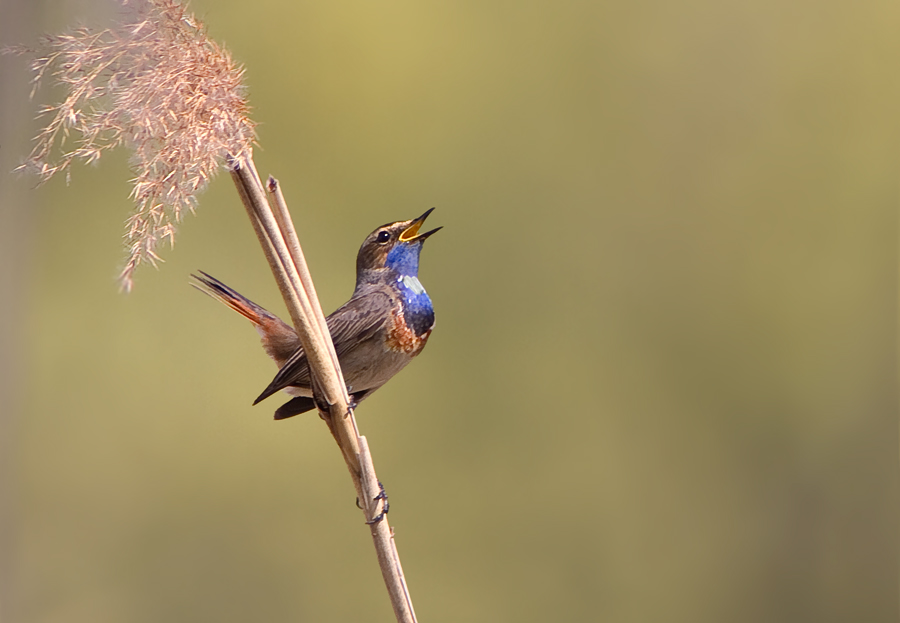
[193,208,440,419]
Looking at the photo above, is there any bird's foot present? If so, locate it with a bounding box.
[344,386,359,414]
[365,481,390,525]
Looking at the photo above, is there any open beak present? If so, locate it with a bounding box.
[399,207,442,242]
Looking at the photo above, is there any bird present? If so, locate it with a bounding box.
[192,208,440,420]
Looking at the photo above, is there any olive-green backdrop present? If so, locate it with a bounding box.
[2,0,897,621]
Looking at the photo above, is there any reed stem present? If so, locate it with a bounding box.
[229,155,418,623]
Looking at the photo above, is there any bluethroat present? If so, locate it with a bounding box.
[193,208,440,419]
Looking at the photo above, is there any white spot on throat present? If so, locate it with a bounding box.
[400,274,426,295]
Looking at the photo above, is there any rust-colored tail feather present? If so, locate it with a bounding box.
[191,271,300,367]
[191,271,272,325]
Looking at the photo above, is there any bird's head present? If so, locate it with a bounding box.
[356,208,441,281]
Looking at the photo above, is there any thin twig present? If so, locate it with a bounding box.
[230,155,417,623]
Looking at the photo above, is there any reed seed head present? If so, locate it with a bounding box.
[13,0,256,290]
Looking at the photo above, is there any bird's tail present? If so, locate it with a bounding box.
[191,271,300,367]
[191,271,279,325]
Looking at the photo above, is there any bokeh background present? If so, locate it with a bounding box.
[1,0,897,621]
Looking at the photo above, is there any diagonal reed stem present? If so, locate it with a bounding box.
[229,154,417,623]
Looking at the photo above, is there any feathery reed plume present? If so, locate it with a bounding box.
[13,0,255,290]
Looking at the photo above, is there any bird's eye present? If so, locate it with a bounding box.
[376,230,391,244]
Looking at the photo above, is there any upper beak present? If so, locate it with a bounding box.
[399,207,442,242]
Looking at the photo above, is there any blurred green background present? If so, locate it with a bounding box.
[1,0,897,621]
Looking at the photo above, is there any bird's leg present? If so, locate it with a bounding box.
[365,481,390,525]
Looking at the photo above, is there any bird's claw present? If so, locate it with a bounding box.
[365,481,390,525]
[345,388,359,414]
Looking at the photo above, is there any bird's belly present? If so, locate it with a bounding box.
[281,347,410,400]
[338,337,417,393]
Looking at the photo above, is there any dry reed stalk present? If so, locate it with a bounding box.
[231,159,417,623]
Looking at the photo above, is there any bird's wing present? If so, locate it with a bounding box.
[253,288,393,404]
[326,288,394,359]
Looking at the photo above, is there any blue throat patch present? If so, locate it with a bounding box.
[387,243,434,336]
[385,242,421,276]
